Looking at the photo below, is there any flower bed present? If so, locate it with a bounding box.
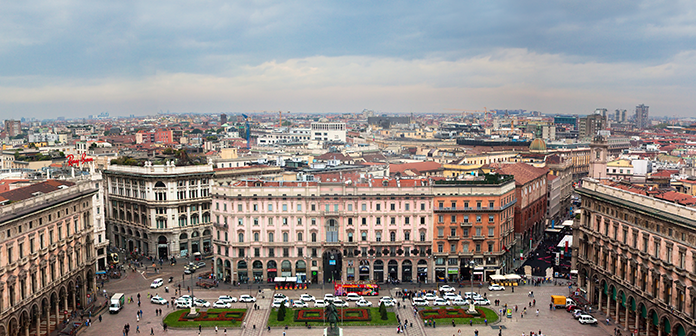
[177,310,246,322]
[295,308,371,322]
[418,308,482,320]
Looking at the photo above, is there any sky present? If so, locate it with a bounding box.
[1,0,696,119]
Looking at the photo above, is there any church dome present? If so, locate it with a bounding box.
[529,138,547,151]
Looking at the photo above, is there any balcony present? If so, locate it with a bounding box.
[472,235,486,241]
[460,222,472,227]
[434,201,516,213]
[212,239,228,246]
[323,241,341,247]
[381,240,402,246]
[447,235,460,241]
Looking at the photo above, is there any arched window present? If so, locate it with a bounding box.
[268,232,274,242]
[155,181,166,188]
[283,232,288,242]
[253,232,259,242]
[297,232,303,241]
[179,233,188,240]
[390,231,396,242]
[311,232,317,242]
[238,233,244,243]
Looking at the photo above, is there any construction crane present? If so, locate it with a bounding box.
[278,111,290,127]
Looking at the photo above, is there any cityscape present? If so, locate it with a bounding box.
[2,2,696,336]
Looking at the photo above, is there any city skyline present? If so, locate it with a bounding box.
[2,1,696,118]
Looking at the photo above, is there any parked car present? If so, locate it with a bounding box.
[452,298,469,306]
[412,298,428,306]
[176,301,192,308]
[324,294,335,302]
[566,305,580,312]
[274,293,287,300]
[578,315,598,324]
[218,295,237,304]
[424,293,438,301]
[356,299,373,307]
[433,298,450,306]
[443,293,460,301]
[439,285,456,293]
[212,301,232,309]
[345,293,363,301]
[150,296,167,305]
[573,309,586,319]
[473,298,490,306]
[239,295,256,303]
[379,297,395,307]
[300,294,315,302]
[193,299,210,308]
[293,301,308,308]
[488,284,505,291]
[196,261,206,268]
[333,299,349,307]
[271,299,290,308]
[314,300,327,308]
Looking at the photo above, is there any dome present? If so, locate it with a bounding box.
[529,138,547,152]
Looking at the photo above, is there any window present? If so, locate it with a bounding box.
[654,241,660,258]
[297,248,303,257]
[643,237,649,253]
[450,228,457,236]
[361,231,367,241]
[268,232,274,242]
[666,246,672,264]
[405,217,410,225]
[488,227,494,236]
[376,204,381,211]
[420,232,426,242]
[488,242,494,252]
[463,216,469,223]
[253,232,259,242]
[283,232,288,242]
[362,204,367,211]
[488,215,494,223]
[268,218,273,226]
[438,215,444,223]
[347,204,353,211]
[476,215,482,223]
[238,204,243,212]
[268,204,273,211]
[437,244,443,253]
[475,244,481,252]
[376,218,381,225]
[489,201,494,208]
[282,204,287,212]
[390,204,396,211]
[347,232,353,242]
[311,204,316,211]
[311,232,317,242]
[405,203,409,211]
[283,248,289,257]
[268,248,275,257]
[254,248,260,257]
[297,218,302,226]
[476,227,482,236]
[297,232,303,241]
[238,233,244,242]
[450,243,456,253]
[376,231,382,242]
[437,227,444,237]
[450,215,456,223]
[420,203,425,211]
[253,204,258,211]
[404,231,410,241]
[348,218,353,226]
[390,217,396,225]
[297,204,302,211]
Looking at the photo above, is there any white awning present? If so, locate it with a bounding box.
[274,277,285,282]
[557,235,574,248]
[286,277,298,283]
[545,227,562,233]
[489,274,506,281]
[562,220,574,227]
[504,274,521,280]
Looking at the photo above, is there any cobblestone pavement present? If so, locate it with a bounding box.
[80,260,619,336]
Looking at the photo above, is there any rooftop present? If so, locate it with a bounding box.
[433,173,514,186]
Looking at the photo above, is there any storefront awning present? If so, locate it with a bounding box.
[489,274,506,281]
[504,274,521,280]
[557,235,573,248]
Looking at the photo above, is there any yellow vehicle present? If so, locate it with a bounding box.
[551,295,576,308]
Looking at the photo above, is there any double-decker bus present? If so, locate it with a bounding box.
[334,282,379,296]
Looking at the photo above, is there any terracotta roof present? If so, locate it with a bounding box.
[493,162,548,186]
[650,170,678,178]
[390,161,442,175]
[0,180,75,203]
[547,174,558,181]
[316,152,351,162]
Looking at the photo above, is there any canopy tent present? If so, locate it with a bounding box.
[504,274,521,280]
[562,220,574,227]
[489,274,506,281]
[557,235,573,248]
[545,227,562,233]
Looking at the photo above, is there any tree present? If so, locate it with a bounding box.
[277,302,286,321]
[378,302,387,320]
[163,147,175,155]
[190,128,203,134]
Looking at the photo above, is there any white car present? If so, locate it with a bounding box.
[324,294,335,302]
[439,285,456,292]
[379,297,395,307]
[218,295,237,303]
[412,298,428,306]
[488,284,505,291]
[150,278,164,288]
[239,295,256,303]
[433,298,450,306]
[271,299,290,308]
[356,299,372,307]
[176,300,192,308]
[424,293,438,301]
[379,296,394,303]
[332,299,349,307]
[194,299,210,308]
[443,293,460,301]
[300,294,315,302]
[212,301,232,309]
[177,295,193,302]
[150,296,167,305]
[274,293,287,300]
[314,300,327,308]
[473,298,490,306]
[452,298,469,306]
[578,315,598,324]
[345,293,363,301]
[293,301,308,308]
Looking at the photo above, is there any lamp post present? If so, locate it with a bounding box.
[468,260,476,314]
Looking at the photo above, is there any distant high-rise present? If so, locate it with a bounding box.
[635,104,649,129]
[4,119,21,137]
[220,113,228,125]
[578,113,607,139]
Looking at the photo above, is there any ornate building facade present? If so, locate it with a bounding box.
[574,179,696,336]
[212,178,434,284]
[104,162,214,259]
[0,180,97,336]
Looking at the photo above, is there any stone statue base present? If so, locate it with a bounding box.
[466,303,478,315]
[185,306,200,319]
[324,327,343,336]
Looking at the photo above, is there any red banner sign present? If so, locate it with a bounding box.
[66,153,94,167]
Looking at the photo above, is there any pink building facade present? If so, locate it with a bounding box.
[212,178,434,284]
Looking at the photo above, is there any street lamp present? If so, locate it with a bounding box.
[468,260,476,314]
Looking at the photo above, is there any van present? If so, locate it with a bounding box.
[151,278,164,288]
[110,293,125,313]
[578,315,597,324]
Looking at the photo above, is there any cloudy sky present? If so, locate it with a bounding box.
[1,0,695,119]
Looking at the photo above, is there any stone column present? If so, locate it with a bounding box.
[598,288,602,313]
[64,296,69,315]
[25,321,30,336]
[646,316,650,336]
[634,310,639,336]
[607,295,611,317]
[71,290,75,311]
[616,298,620,324]
[55,303,60,333]
[625,304,629,330]
[36,311,41,336]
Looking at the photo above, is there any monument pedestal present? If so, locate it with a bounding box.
[185,306,200,319]
[324,327,343,336]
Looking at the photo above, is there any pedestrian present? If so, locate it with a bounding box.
[475,329,479,336]
[452,319,455,327]
[533,299,536,306]
[199,324,202,333]
[224,329,227,336]
[150,328,154,335]
[458,329,461,336]
[99,315,102,322]
[188,286,190,293]
[137,314,140,322]
[215,325,218,333]
[469,320,473,326]
[136,326,140,334]
[536,309,539,317]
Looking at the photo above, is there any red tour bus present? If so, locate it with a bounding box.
[334,282,380,296]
